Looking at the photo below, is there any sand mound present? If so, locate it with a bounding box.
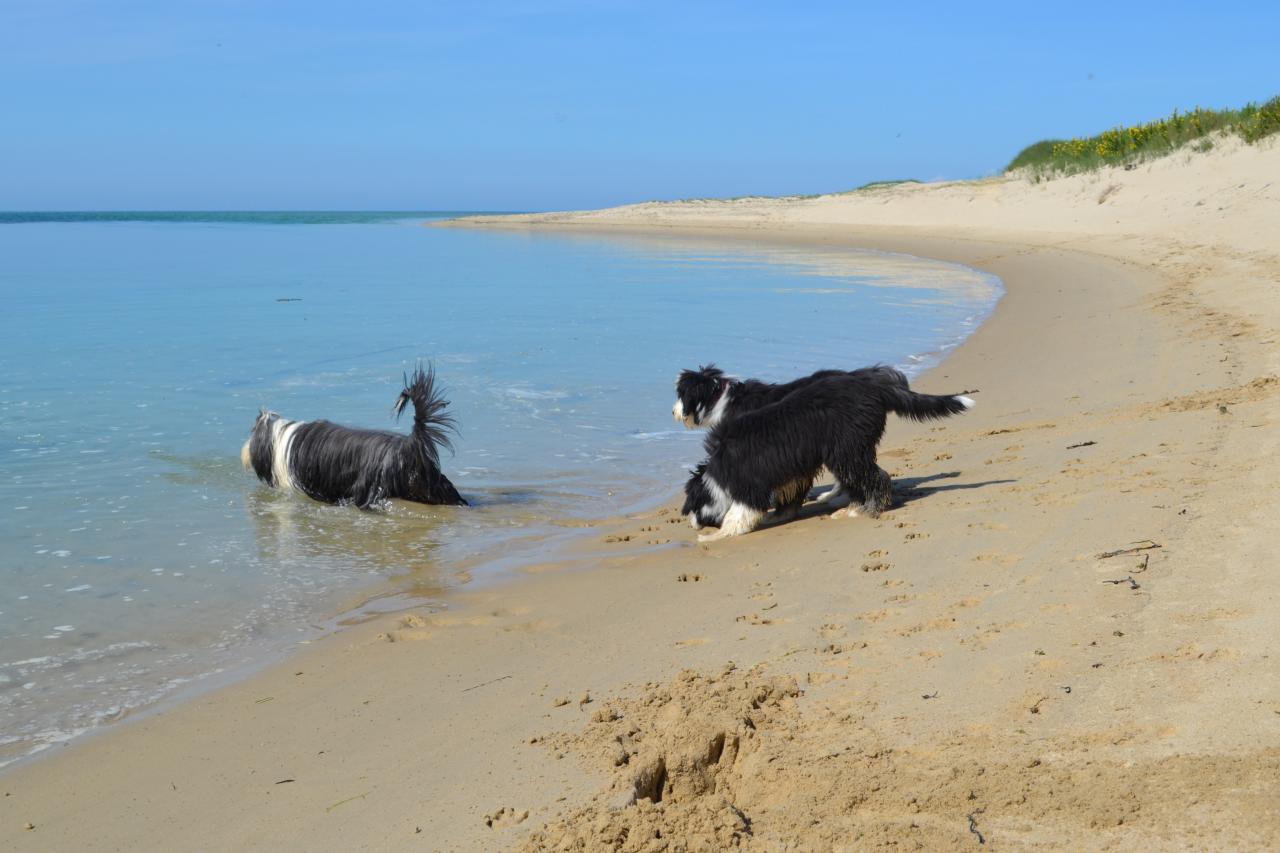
[519,664,1280,851]
[518,664,800,851]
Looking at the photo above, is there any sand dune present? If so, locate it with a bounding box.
[3,137,1278,851]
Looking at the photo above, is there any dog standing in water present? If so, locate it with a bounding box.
[242,365,467,508]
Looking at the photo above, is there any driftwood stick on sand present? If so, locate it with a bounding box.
[462,675,512,693]
[967,809,986,844]
[1102,576,1141,590]
[1097,540,1161,559]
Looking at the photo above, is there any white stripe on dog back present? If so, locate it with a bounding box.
[270,419,302,493]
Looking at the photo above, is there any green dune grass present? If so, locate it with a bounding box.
[1006,95,1280,177]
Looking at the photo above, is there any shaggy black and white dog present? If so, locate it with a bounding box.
[682,373,973,540]
[241,365,467,509]
[673,364,908,430]
[674,363,910,508]
[683,458,818,531]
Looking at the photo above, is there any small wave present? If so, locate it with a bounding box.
[502,387,569,401]
[2,641,159,675]
[630,429,697,441]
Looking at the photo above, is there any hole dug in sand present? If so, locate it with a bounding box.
[518,666,800,851]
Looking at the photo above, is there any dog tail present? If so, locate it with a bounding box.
[878,384,975,422]
[393,363,458,465]
[855,364,910,389]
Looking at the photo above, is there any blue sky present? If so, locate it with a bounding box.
[2,1,1277,211]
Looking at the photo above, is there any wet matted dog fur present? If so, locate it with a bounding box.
[682,373,973,539]
[242,365,466,509]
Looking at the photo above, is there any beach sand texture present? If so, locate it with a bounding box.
[3,136,1279,850]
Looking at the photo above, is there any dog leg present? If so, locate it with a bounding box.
[772,504,801,524]
[698,503,764,541]
[828,478,866,519]
[815,481,846,505]
[771,476,811,525]
[858,467,894,518]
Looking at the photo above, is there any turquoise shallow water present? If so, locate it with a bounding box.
[0,212,1000,767]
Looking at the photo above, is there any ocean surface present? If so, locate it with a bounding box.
[0,211,1001,768]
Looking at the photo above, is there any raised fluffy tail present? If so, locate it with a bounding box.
[393,363,458,465]
[878,384,975,422]
[852,364,910,390]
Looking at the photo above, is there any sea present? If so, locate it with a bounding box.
[0,211,1001,768]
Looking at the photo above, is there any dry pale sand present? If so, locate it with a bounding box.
[3,137,1279,851]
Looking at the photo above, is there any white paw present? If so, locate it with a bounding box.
[816,485,851,509]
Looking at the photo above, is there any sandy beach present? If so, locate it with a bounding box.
[4,136,1278,851]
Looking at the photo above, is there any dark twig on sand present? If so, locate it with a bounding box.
[1103,576,1141,590]
[325,791,370,813]
[1097,540,1161,559]
[462,675,512,693]
[967,810,986,844]
[1066,440,1097,449]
